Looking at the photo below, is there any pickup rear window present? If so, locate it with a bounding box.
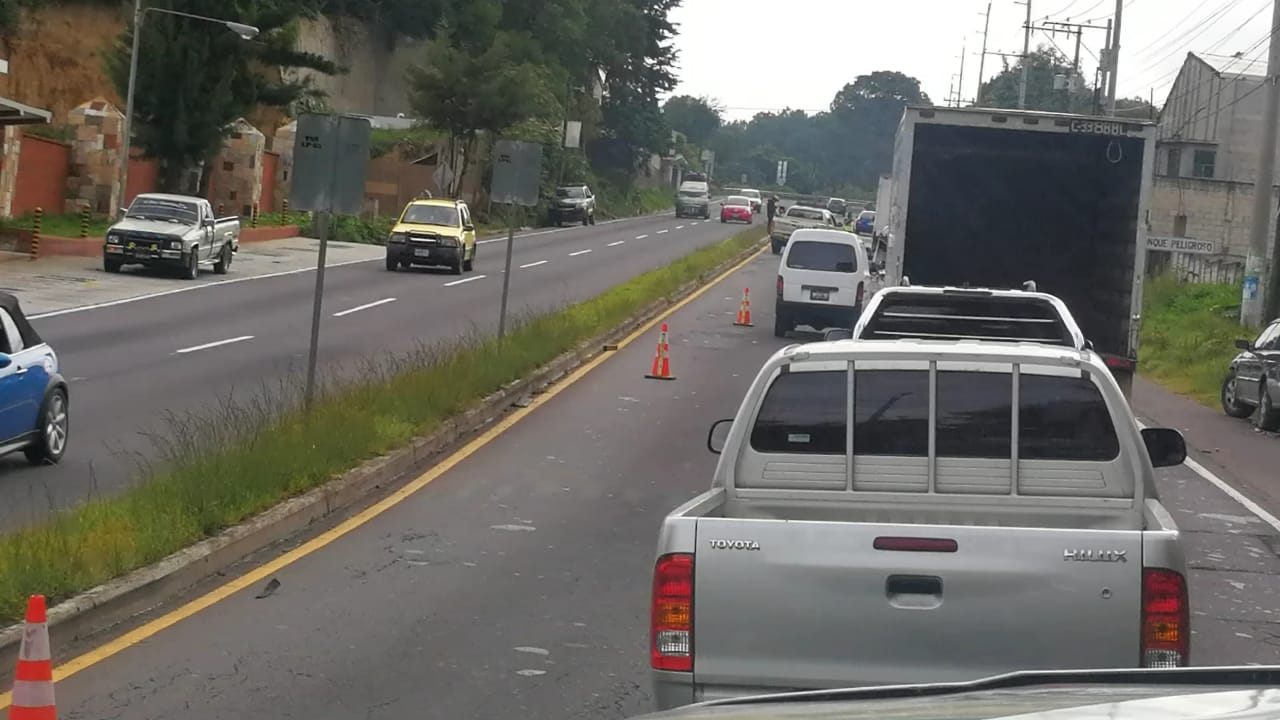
[786,241,858,273]
[786,208,826,221]
[750,368,1120,461]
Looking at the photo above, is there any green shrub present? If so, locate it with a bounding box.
[1139,275,1247,406]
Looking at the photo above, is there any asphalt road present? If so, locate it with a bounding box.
[0,207,756,531]
[22,251,1280,720]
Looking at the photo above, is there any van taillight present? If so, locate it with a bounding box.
[776,275,784,297]
[651,553,694,672]
[856,281,865,307]
[1141,568,1189,668]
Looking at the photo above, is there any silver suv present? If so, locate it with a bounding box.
[549,184,596,226]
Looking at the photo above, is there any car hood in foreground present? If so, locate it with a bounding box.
[638,686,1280,720]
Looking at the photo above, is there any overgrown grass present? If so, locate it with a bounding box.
[0,227,766,622]
[0,209,303,240]
[1139,275,1247,407]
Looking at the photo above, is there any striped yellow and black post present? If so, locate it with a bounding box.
[281,198,289,224]
[217,203,224,216]
[79,205,89,238]
[251,203,259,228]
[29,208,42,261]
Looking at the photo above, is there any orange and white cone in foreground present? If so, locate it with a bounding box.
[734,287,753,327]
[645,323,676,380]
[10,595,55,720]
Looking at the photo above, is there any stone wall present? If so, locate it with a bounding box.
[63,97,125,214]
[208,119,266,217]
[0,127,22,217]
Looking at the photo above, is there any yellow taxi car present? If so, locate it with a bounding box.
[385,198,477,275]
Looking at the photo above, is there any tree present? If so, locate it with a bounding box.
[407,26,558,197]
[106,0,338,193]
[980,46,1096,113]
[662,95,723,146]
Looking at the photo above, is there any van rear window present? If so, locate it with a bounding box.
[750,368,1120,462]
[786,241,858,273]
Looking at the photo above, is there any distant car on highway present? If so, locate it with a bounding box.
[549,184,597,226]
[0,292,68,466]
[826,197,848,218]
[774,228,867,336]
[720,196,753,224]
[770,205,838,254]
[103,193,240,280]
[854,209,875,235]
[385,198,478,275]
[675,180,712,219]
[739,188,762,213]
[1222,317,1280,431]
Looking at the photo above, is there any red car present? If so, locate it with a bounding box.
[720,196,754,224]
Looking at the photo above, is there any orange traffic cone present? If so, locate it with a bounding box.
[645,323,676,380]
[734,287,754,327]
[10,595,55,720]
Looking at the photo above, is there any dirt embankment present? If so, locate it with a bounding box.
[0,3,291,135]
[0,3,126,120]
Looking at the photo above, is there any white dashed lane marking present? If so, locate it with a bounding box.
[443,275,487,287]
[176,335,254,354]
[333,297,396,317]
[519,260,548,269]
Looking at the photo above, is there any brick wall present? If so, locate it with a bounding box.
[1151,176,1279,260]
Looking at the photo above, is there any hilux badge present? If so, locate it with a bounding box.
[1063,549,1127,562]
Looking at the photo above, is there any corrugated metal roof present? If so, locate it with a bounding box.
[0,96,50,126]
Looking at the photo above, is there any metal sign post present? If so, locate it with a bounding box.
[289,112,372,410]
[490,139,545,339]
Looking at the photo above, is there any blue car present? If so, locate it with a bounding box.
[854,210,876,235]
[0,292,68,465]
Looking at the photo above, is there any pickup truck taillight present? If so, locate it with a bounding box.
[1141,568,1189,668]
[777,275,784,298]
[651,553,693,672]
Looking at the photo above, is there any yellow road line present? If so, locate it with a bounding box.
[0,242,768,706]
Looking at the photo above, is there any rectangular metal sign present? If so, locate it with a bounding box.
[289,113,372,215]
[490,140,544,207]
[1146,235,1216,255]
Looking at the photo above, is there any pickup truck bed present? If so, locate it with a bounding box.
[651,340,1190,710]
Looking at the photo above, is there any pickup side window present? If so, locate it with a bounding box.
[750,371,846,454]
[854,370,928,456]
[1019,374,1119,461]
[936,371,1013,459]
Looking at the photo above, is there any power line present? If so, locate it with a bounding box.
[1129,0,1237,61]
[1130,4,1273,107]
[1133,0,1241,67]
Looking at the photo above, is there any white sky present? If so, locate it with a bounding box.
[668,0,1275,122]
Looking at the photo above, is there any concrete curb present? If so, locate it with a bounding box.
[0,235,767,662]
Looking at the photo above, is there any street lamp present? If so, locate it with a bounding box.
[115,1,261,218]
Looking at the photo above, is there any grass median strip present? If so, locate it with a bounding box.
[1139,275,1246,407]
[0,227,765,623]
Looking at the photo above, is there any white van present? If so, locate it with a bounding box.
[775,228,869,337]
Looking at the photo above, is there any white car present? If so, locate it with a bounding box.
[739,188,762,213]
[775,228,869,337]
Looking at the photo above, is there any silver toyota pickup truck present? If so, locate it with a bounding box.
[104,193,240,279]
[650,338,1191,710]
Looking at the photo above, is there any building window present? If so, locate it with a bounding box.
[1192,149,1216,178]
[1174,214,1188,237]
[1165,147,1181,177]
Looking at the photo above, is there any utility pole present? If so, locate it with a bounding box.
[1106,0,1123,114]
[976,1,992,105]
[1098,19,1112,115]
[1018,0,1032,109]
[958,40,967,106]
[1246,0,1280,327]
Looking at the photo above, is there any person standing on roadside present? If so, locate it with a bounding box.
[766,195,778,234]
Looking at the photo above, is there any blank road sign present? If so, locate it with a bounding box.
[290,113,372,215]
[490,140,544,207]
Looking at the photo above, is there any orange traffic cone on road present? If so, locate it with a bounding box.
[645,323,676,380]
[734,288,754,327]
[10,595,55,720]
